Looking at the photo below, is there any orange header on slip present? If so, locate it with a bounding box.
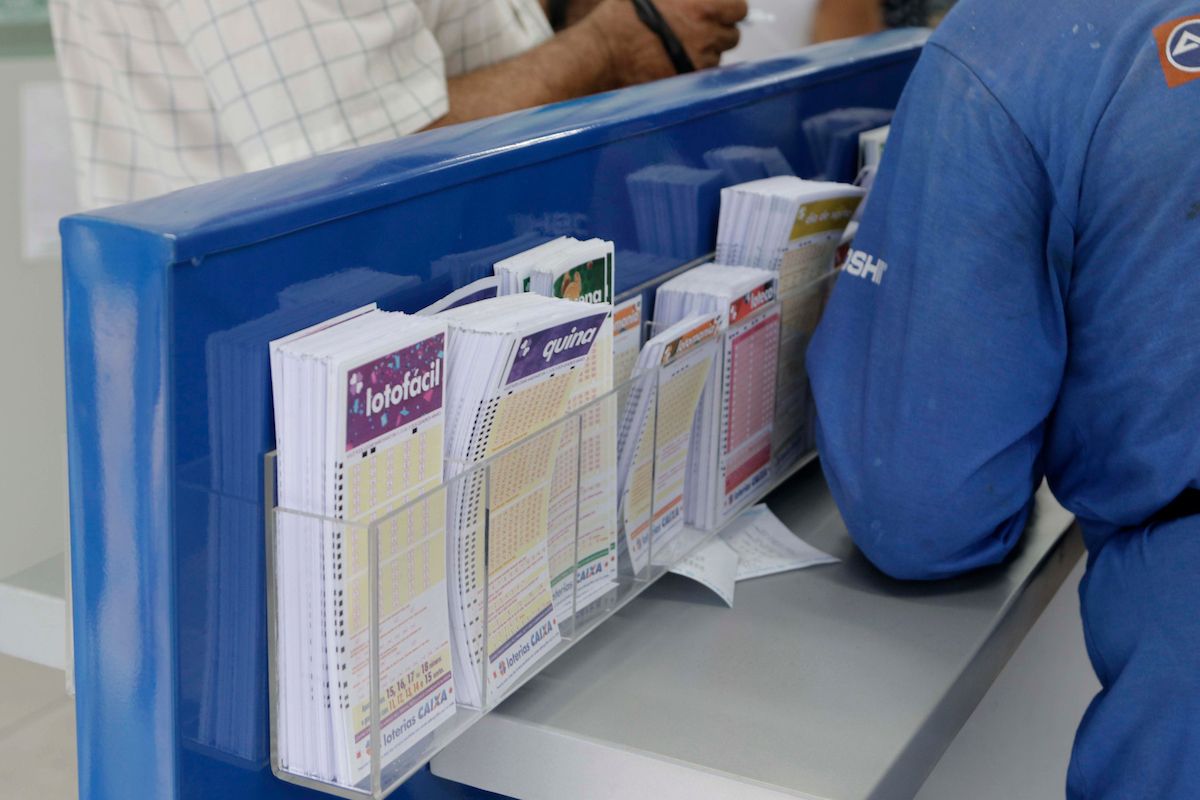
[661,317,719,366]
[614,299,641,335]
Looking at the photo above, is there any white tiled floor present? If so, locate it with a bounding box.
[0,654,77,799]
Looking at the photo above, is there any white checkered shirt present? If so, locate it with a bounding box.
[50,0,552,209]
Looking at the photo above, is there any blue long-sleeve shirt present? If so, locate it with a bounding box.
[808,0,1200,580]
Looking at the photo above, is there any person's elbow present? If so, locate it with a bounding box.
[850,505,1030,581]
[819,438,1036,581]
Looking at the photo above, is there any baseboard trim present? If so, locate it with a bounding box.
[0,579,66,670]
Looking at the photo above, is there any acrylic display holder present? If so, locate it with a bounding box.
[61,30,924,800]
[265,270,837,798]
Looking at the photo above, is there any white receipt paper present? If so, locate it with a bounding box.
[670,537,739,607]
[726,503,840,579]
[670,504,839,605]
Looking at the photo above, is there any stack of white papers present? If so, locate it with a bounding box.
[617,313,720,572]
[201,271,419,763]
[437,294,613,706]
[269,307,455,786]
[494,236,613,298]
[858,124,890,171]
[429,233,549,286]
[800,107,893,180]
[715,177,863,272]
[202,312,334,761]
[496,238,620,618]
[716,177,864,467]
[625,164,723,259]
[654,264,780,532]
[702,145,794,184]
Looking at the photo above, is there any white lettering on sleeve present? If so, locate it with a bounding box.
[843,248,887,285]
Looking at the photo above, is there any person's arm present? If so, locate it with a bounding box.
[810,0,884,43]
[428,0,744,128]
[806,43,1069,580]
[161,0,742,162]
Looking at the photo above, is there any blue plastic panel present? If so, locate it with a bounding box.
[61,30,927,800]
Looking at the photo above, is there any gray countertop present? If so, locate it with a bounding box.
[432,462,1081,800]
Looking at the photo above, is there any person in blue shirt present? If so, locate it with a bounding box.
[807,1,1200,797]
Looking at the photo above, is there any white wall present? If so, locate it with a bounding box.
[0,54,74,674]
[0,55,71,583]
[723,0,819,63]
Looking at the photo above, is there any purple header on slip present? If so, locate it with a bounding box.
[445,285,498,311]
[345,333,444,452]
[506,311,609,386]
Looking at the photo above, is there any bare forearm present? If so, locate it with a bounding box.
[811,0,883,43]
[424,0,746,129]
[424,20,614,129]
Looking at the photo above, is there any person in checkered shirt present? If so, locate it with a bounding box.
[49,0,747,209]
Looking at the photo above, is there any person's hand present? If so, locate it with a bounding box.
[656,0,747,67]
[582,0,747,87]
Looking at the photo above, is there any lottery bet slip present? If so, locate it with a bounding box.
[268,292,615,783]
[269,307,456,786]
[655,264,782,533]
[496,238,621,617]
[437,294,613,706]
[617,312,720,572]
[716,177,863,468]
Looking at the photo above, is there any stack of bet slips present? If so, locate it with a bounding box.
[800,107,893,180]
[436,293,613,706]
[201,270,413,764]
[716,177,864,467]
[495,237,620,617]
[494,236,612,298]
[654,264,780,532]
[625,164,723,259]
[429,232,550,286]
[269,307,455,786]
[715,176,864,272]
[617,312,721,571]
[702,145,794,184]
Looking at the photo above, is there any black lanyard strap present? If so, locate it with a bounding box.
[630,0,697,75]
[547,0,569,30]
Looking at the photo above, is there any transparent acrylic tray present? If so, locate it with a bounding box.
[264,270,836,798]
